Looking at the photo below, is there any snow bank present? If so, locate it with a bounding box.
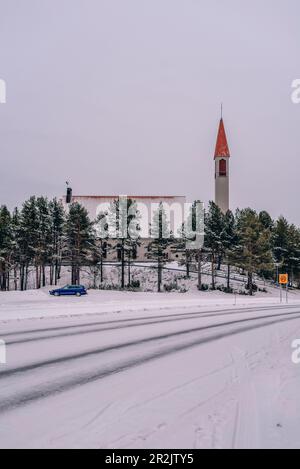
[1,288,300,323]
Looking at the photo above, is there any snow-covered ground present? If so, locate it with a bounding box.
[1,286,299,323]
[1,291,300,449]
[11,261,278,295]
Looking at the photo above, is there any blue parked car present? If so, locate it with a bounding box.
[49,285,87,297]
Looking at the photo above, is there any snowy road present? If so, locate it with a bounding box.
[1,301,300,449]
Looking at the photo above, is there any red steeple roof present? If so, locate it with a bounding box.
[214,118,230,159]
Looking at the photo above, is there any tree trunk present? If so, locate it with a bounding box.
[36,265,40,290]
[24,264,29,291]
[197,250,202,291]
[157,257,163,293]
[100,258,103,283]
[227,264,231,290]
[54,259,59,285]
[93,268,97,289]
[128,253,131,287]
[0,265,4,291]
[42,265,46,287]
[186,251,190,279]
[71,263,76,285]
[57,260,61,282]
[121,242,125,289]
[0,270,4,291]
[211,254,216,290]
[14,267,18,291]
[50,265,54,286]
[248,272,253,296]
[20,265,24,291]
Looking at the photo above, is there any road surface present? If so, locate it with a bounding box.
[0,303,300,449]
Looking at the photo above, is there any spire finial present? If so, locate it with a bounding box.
[221,103,223,119]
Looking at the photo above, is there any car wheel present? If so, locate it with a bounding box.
[54,292,60,297]
[76,292,81,297]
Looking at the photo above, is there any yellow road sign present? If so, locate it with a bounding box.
[279,274,289,285]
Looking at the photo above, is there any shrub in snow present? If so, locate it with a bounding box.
[164,282,179,292]
[216,285,234,294]
[130,280,141,289]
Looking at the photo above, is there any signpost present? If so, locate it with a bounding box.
[279,274,289,304]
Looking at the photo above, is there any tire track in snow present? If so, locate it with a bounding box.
[1,309,300,380]
[3,304,300,346]
[0,311,300,415]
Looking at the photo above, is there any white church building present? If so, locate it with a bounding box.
[62,118,231,261]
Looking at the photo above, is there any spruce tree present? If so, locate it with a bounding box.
[233,209,273,295]
[273,218,300,285]
[259,211,274,231]
[287,224,300,286]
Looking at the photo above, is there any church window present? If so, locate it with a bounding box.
[219,159,227,177]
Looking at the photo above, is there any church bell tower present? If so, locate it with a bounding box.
[214,115,230,213]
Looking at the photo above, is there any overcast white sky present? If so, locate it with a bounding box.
[0,0,299,222]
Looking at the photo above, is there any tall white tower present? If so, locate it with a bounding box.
[214,117,230,213]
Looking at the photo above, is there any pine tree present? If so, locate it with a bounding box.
[147,203,173,292]
[272,216,290,273]
[11,208,21,290]
[93,211,110,285]
[205,202,224,289]
[35,197,51,288]
[221,210,237,291]
[108,198,141,289]
[19,197,39,290]
[257,210,274,281]
[65,203,95,285]
[0,206,13,291]
[175,231,193,278]
[178,201,204,285]
[49,199,65,285]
